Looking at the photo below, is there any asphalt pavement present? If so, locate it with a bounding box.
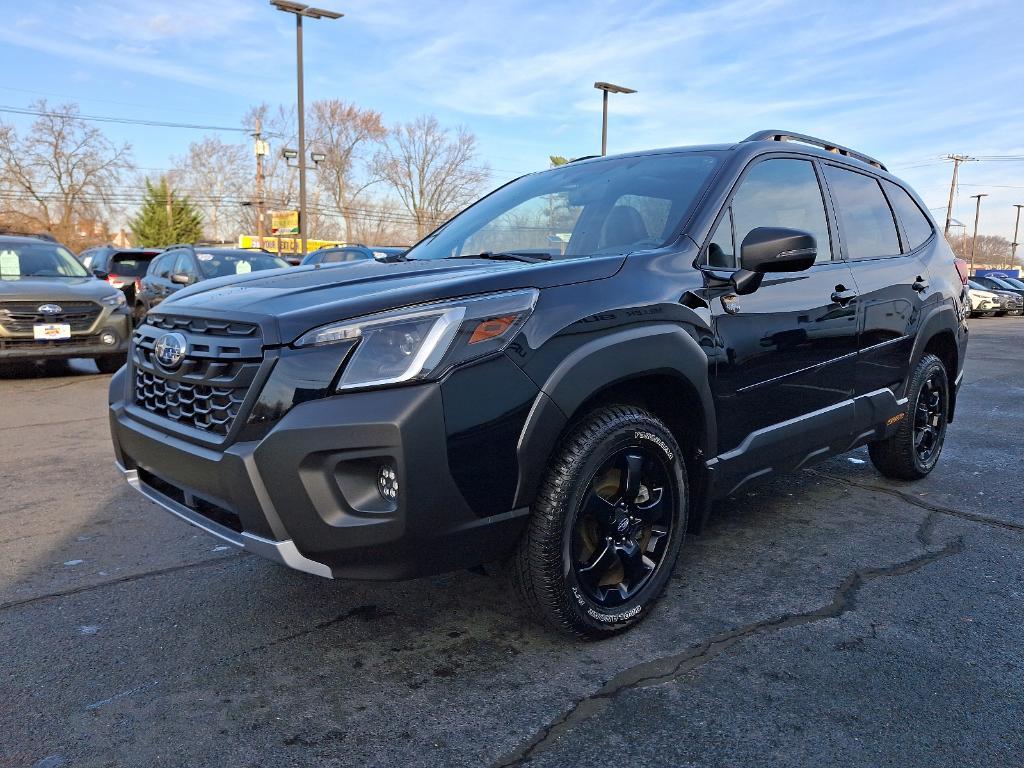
[1,318,1022,768]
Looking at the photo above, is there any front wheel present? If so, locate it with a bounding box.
[868,353,949,480]
[511,405,687,638]
[95,355,126,374]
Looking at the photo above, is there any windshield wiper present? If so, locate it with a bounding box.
[449,251,551,263]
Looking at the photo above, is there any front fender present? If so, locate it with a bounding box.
[511,322,716,508]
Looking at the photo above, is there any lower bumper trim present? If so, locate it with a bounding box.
[118,462,333,579]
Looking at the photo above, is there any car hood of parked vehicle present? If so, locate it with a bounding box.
[155,254,627,345]
[0,275,122,303]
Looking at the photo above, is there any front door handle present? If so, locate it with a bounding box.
[831,286,858,305]
[912,276,929,292]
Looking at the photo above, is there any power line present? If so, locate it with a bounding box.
[0,105,251,133]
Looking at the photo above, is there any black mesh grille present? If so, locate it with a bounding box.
[135,368,247,434]
[0,300,102,333]
[130,315,264,437]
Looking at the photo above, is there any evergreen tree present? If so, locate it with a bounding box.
[130,177,203,246]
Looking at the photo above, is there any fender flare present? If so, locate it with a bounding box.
[906,301,962,418]
[512,323,716,508]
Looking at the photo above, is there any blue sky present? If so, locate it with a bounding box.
[1,0,1022,238]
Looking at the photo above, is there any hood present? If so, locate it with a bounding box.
[0,276,122,303]
[156,255,626,345]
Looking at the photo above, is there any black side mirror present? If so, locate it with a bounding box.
[732,227,816,295]
[93,269,109,280]
[170,272,192,285]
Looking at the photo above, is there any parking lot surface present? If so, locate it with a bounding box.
[2,319,1022,768]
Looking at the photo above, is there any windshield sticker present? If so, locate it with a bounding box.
[235,260,252,274]
[197,253,214,261]
[0,251,20,276]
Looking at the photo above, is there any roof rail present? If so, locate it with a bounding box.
[742,130,887,172]
[162,243,196,252]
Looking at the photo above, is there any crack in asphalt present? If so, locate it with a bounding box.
[0,553,247,612]
[491,518,964,767]
[2,415,107,431]
[810,469,1024,533]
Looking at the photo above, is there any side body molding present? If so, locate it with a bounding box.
[511,323,717,509]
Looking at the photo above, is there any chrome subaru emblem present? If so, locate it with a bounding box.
[153,332,188,370]
[38,304,62,314]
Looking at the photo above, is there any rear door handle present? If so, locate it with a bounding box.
[912,276,929,292]
[831,286,858,305]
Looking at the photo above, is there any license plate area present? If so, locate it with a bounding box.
[33,323,71,340]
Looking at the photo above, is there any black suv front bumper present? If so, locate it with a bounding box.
[110,375,530,580]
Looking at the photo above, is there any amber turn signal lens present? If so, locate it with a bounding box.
[468,315,518,345]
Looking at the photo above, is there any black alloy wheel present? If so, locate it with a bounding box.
[571,446,675,608]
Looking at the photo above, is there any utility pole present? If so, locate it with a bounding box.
[969,193,988,275]
[271,1,342,257]
[254,117,267,243]
[166,183,174,236]
[1010,204,1023,271]
[944,155,973,236]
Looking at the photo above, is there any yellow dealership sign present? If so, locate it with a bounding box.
[238,235,348,254]
[270,210,300,234]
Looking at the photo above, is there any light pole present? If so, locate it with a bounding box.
[594,81,636,156]
[969,193,988,275]
[271,1,342,256]
[1010,204,1023,271]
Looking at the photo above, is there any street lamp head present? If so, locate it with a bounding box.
[282,148,299,160]
[310,151,326,164]
[270,0,343,18]
[594,81,637,95]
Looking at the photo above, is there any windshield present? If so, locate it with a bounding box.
[196,251,289,278]
[405,152,721,261]
[0,242,90,279]
[110,252,159,277]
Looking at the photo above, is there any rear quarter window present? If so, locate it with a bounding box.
[882,180,934,251]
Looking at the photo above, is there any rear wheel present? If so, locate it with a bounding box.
[868,353,949,480]
[511,405,687,638]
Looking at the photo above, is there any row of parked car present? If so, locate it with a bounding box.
[966,273,1024,317]
[78,242,409,325]
[0,235,407,373]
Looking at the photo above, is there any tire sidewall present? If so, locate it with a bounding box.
[911,357,949,475]
[556,415,687,635]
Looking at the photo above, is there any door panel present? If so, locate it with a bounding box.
[704,157,860,491]
[711,259,859,452]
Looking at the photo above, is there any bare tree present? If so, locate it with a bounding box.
[0,100,132,249]
[376,115,490,239]
[170,136,249,242]
[948,233,1012,268]
[309,100,387,241]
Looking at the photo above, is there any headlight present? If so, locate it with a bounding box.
[294,289,539,391]
[101,292,126,307]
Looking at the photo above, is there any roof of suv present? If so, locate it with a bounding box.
[567,129,889,177]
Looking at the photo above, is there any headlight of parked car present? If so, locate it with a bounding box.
[101,292,126,307]
[294,289,539,391]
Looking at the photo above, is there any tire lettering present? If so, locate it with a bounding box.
[634,431,674,460]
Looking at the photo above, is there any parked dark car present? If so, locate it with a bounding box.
[1,235,130,372]
[78,246,163,306]
[134,246,289,322]
[110,130,967,638]
[300,245,408,267]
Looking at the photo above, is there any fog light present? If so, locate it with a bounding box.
[100,332,117,345]
[377,463,399,501]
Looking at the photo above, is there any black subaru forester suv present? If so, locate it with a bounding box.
[109,131,968,638]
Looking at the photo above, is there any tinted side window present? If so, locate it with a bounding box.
[882,180,934,251]
[731,159,833,263]
[173,253,198,280]
[823,165,900,259]
[152,253,173,279]
[706,209,735,268]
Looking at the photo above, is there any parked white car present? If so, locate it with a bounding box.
[967,283,1001,317]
